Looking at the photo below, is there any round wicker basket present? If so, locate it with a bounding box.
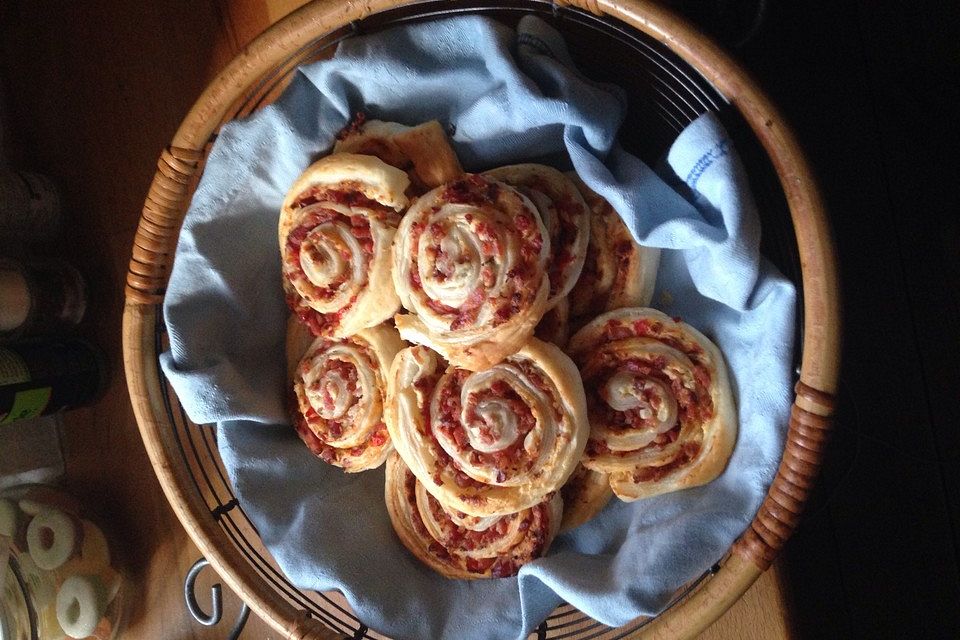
[122,1,840,638]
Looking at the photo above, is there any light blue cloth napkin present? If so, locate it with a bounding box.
[160,15,796,640]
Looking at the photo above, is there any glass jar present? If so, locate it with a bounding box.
[0,260,87,342]
[0,339,108,425]
[0,485,125,639]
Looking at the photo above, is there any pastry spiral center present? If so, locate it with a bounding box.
[418,213,485,307]
[460,368,538,456]
[317,370,352,419]
[429,362,558,486]
[304,358,359,420]
[463,394,519,453]
[603,372,678,433]
[296,341,385,450]
[300,223,365,292]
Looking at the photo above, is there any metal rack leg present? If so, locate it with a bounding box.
[184,557,251,640]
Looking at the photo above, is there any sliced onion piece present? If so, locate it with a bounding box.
[26,509,78,571]
[56,575,107,639]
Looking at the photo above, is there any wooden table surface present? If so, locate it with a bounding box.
[1,1,793,638]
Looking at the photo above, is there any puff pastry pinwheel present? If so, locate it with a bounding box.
[483,164,590,308]
[289,321,404,472]
[567,175,660,321]
[385,339,588,517]
[568,308,736,501]
[334,117,464,191]
[392,174,552,370]
[385,454,562,579]
[279,153,409,338]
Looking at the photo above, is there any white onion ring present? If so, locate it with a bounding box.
[26,509,77,571]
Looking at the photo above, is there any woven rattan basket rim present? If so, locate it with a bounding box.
[122,1,840,638]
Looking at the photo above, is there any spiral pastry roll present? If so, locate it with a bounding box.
[568,308,736,501]
[385,454,562,579]
[392,174,551,370]
[289,322,404,472]
[483,164,589,308]
[385,339,588,517]
[567,175,660,321]
[334,117,464,191]
[280,153,409,338]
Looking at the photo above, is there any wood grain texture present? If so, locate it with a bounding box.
[0,1,275,638]
[699,565,793,640]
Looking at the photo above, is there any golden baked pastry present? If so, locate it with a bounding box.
[275,123,743,580]
[567,175,660,321]
[334,117,464,191]
[483,164,590,309]
[288,318,403,472]
[392,174,551,370]
[279,153,408,337]
[385,339,588,517]
[558,464,613,533]
[568,308,736,501]
[385,454,562,579]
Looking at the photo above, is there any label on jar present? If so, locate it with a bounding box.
[0,387,51,423]
[0,348,30,384]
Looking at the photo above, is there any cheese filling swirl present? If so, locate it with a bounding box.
[386,339,588,517]
[292,325,402,472]
[568,308,737,501]
[392,174,551,370]
[280,153,409,338]
[483,164,590,307]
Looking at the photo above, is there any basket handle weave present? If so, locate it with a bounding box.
[734,381,835,569]
[126,146,202,304]
[123,1,840,638]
